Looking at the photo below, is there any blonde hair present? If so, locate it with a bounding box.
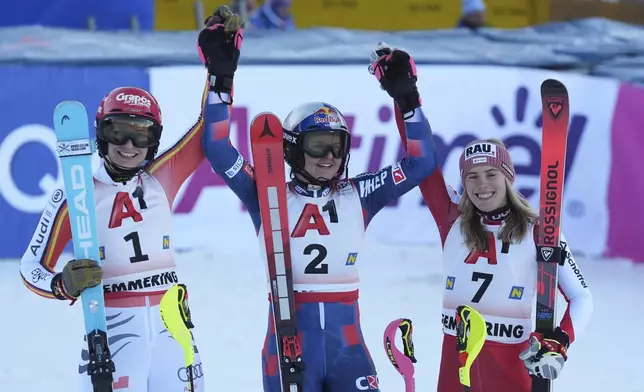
[458,139,537,252]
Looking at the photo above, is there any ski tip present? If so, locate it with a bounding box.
[53,101,88,121]
[540,79,568,96]
[53,100,91,140]
[250,112,283,133]
[251,112,282,124]
[54,100,87,112]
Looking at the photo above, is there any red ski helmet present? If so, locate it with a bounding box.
[95,87,163,161]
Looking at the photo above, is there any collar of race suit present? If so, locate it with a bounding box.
[477,204,511,223]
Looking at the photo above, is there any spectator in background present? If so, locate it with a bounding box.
[250,0,294,30]
[231,0,258,19]
[457,0,487,30]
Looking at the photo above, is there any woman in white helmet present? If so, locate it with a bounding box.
[201,42,439,391]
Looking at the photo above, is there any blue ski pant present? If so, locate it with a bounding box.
[261,293,380,392]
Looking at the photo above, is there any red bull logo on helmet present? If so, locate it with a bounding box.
[313,106,342,125]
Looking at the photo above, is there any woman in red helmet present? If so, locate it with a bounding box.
[17,6,243,390]
[20,88,207,390]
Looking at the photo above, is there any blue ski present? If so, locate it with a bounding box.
[53,101,115,392]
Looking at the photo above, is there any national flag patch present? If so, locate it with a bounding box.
[392,164,407,185]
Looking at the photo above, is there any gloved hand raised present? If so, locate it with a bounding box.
[197,5,244,101]
[368,42,421,117]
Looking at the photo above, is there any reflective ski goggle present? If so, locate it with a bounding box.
[301,130,349,159]
[98,114,161,148]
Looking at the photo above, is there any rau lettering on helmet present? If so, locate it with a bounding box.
[465,143,497,160]
[115,93,151,109]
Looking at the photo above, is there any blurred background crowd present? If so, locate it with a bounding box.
[3,0,644,32]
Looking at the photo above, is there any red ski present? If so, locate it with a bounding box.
[250,113,303,392]
[533,79,569,392]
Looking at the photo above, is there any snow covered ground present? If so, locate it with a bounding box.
[2,241,642,391]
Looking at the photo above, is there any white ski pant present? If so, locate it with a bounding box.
[77,293,205,392]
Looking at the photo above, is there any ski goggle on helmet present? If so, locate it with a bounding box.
[97,114,161,149]
[283,103,350,159]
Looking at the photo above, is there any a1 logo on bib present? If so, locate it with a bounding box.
[464,143,497,162]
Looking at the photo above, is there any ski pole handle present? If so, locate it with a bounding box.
[383,318,417,392]
[160,284,196,392]
[455,305,487,391]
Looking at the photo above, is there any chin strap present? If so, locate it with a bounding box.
[292,169,342,191]
[103,157,145,183]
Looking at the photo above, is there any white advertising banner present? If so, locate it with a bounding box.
[149,65,618,256]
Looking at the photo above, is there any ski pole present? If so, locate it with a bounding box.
[383,318,417,392]
[456,305,487,392]
[160,284,196,392]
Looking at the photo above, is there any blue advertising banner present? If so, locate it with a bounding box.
[0,65,149,259]
[0,0,154,30]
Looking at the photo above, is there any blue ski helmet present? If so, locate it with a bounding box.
[282,102,351,184]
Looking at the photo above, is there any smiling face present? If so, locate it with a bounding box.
[106,140,148,168]
[301,133,343,181]
[463,165,508,212]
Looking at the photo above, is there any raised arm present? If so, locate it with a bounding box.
[352,107,437,228]
[395,107,461,245]
[368,43,460,243]
[146,78,211,205]
[202,92,261,233]
[197,7,262,231]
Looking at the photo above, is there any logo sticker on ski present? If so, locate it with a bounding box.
[260,118,276,138]
[540,247,553,261]
[545,97,565,121]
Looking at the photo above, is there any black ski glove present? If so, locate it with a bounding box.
[368,42,421,117]
[197,5,244,102]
